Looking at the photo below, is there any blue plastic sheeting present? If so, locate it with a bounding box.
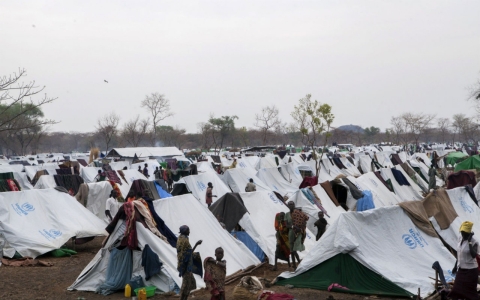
[231,231,265,262]
[356,190,375,212]
[155,181,172,198]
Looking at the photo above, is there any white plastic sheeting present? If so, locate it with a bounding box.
[340,157,361,177]
[153,194,261,275]
[81,167,102,183]
[196,161,216,173]
[238,191,316,264]
[278,163,304,187]
[130,160,161,180]
[431,188,480,249]
[0,189,107,258]
[278,206,456,297]
[223,168,270,193]
[350,172,402,207]
[290,186,345,235]
[183,173,231,207]
[358,155,373,174]
[108,147,183,158]
[297,160,334,182]
[257,155,284,170]
[393,166,425,196]
[115,169,149,198]
[84,182,114,223]
[34,175,57,189]
[25,164,59,179]
[108,161,130,170]
[379,168,422,201]
[69,221,177,292]
[256,167,298,198]
[237,157,259,170]
[375,151,394,168]
[311,185,347,225]
[13,172,34,190]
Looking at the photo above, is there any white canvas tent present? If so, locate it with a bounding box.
[347,172,402,207]
[222,168,271,193]
[278,163,304,187]
[237,191,316,264]
[153,194,261,275]
[0,189,107,258]
[256,167,298,198]
[107,147,183,158]
[278,206,455,297]
[182,173,231,207]
[290,186,346,235]
[379,168,423,201]
[69,221,178,293]
[130,160,161,180]
[84,182,114,222]
[431,187,480,249]
[34,175,57,189]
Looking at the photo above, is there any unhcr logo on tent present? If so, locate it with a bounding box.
[39,229,63,240]
[460,197,474,213]
[403,228,428,249]
[239,161,247,168]
[402,234,417,249]
[268,193,278,203]
[12,202,35,216]
[197,181,206,191]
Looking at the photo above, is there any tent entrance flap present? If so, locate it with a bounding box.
[276,253,413,297]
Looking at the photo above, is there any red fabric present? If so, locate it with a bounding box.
[6,179,19,191]
[299,176,318,189]
[447,171,476,189]
[124,202,138,250]
[259,291,295,300]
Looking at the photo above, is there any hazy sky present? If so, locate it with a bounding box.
[1,1,480,133]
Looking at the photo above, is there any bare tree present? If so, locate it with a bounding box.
[141,93,174,143]
[121,116,150,147]
[96,112,120,153]
[468,79,480,113]
[390,116,407,146]
[437,118,451,144]
[0,68,57,132]
[402,112,436,146]
[452,114,480,146]
[390,112,435,147]
[254,105,281,145]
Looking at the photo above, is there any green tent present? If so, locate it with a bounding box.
[276,254,412,297]
[445,151,468,166]
[454,155,480,172]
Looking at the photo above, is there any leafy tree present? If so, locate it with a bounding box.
[291,94,334,177]
[364,126,380,143]
[208,115,238,153]
[0,68,56,133]
[157,125,187,148]
[0,103,45,155]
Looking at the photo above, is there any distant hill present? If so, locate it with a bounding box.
[336,124,364,133]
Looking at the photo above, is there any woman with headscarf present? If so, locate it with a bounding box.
[449,221,479,300]
[177,225,203,300]
[272,212,290,271]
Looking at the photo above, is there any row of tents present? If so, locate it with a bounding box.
[2,147,480,297]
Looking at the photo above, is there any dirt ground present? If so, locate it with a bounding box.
[0,237,404,300]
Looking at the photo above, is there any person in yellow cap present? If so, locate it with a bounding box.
[449,221,479,300]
